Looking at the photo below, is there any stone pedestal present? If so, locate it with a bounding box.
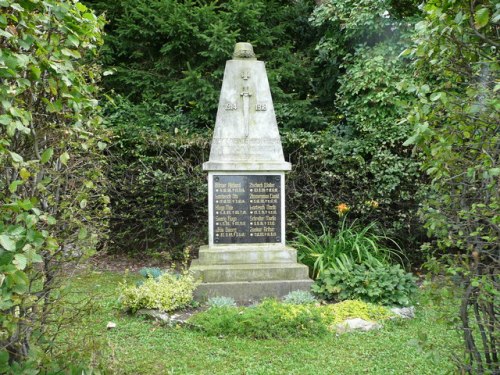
[190,43,312,302]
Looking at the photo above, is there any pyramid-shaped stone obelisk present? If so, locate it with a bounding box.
[190,43,312,302]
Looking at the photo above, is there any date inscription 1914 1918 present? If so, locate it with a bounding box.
[213,175,281,244]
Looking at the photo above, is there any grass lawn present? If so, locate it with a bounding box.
[56,270,462,374]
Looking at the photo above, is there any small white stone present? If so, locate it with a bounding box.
[335,318,382,334]
[390,306,415,319]
[106,321,116,329]
[136,309,170,323]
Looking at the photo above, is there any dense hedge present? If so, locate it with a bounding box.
[105,98,209,257]
[105,98,425,262]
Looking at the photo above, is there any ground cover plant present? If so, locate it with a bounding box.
[190,299,328,339]
[321,300,394,326]
[189,298,394,339]
[206,296,237,308]
[46,270,462,374]
[282,290,317,305]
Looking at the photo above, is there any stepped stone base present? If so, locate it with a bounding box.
[190,244,313,302]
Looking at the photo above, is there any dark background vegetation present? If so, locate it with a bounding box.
[84,0,426,262]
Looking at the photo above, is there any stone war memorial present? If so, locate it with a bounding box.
[190,42,312,301]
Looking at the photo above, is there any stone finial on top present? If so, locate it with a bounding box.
[233,42,256,60]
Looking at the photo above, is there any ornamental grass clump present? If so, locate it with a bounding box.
[293,217,404,279]
[121,272,200,313]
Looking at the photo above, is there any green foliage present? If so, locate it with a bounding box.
[0,0,106,365]
[313,263,417,306]
[282,290,317,305]
[404,0,499,260]
[85,0,324,129]
[49,271,462,373]
[82,0,426,264]
[283,105,424,265]
[403,0,499,372]
[207,296,237,309]
[303,0,425,261]
[293,217,403,279]
[321,300,394,326]
[190,299,327,339]
[104,96,209,255]
[121,272,200,313]
[191,298,396,339]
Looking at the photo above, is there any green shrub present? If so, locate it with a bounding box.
[189,299,327,339]
[0,0,107,366]
[312,264,417,306]
[121,272,200,313]
[282,290,317,305]
[104,97,210,256]
[293,217,403,279]
[321,300,394,326]
[206,296,237,309]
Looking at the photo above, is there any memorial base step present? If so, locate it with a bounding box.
[196,245,297,264]
[189,261,309,282]
[193,279,314,303]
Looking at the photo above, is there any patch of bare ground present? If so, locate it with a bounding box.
[85,252,171,273]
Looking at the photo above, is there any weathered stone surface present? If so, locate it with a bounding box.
[196,245,297,264]
[190,261,310,282]
[136,309,170,323]
[390,306,416,319]
[136,309,194,326]
[202,45,290,171]
[334,318,383,334]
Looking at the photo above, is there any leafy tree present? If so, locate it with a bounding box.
[404,0,499,372]
[307,0,425,253]
[0,0,107,369]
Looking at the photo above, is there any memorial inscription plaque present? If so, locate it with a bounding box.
[213,175,281,244]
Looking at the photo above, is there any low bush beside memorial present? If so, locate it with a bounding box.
[120,270,200,313]
[312,263,417,306]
